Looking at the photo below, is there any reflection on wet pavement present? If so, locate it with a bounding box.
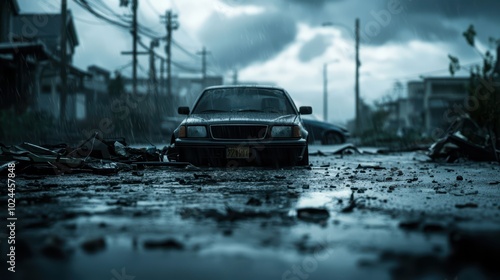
[1,152,499,280]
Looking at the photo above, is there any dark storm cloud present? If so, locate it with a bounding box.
[221,0,333,8]
[356,13,462,45]
[298,34,329,62]
[219,0,499,47]
[198,11,297,70]
[402,0,500,20]
[288,0,331,8]
[334,0,499,46]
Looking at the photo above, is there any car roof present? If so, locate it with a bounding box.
[203,84,286,91]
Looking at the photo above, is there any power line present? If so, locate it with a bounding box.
[73,0,217,80]
[138,63,149,76]
[370,61,483,83]
[172,39,199,60]
[73,0,163,39]
[73,15,110,25]
[171,60,199,72]
[115,61,133,72]
[144,0,161,17]
[73,0,130,29]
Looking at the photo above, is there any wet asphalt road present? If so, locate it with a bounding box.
[1,146,500,280]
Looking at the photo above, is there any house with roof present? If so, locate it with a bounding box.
[11,11,89,120]
[421,77,470,134]
[0,0,53,113]
[0,0,89,120]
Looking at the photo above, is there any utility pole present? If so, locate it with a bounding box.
[355,18,361,135]
[59,0,67,121]
[232,69,238,85]
[197,46,210,88]
[119,0,140,95]
[132,0,138,95]
[160,58,165,95]
[161,10,178,99]
[120,1,147,94]
[323,63,328,122]
[149,39,161,137]
[149,39,159,97]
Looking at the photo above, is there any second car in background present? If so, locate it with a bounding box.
[302,118,350,145]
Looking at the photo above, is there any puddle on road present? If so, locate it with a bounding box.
[294,190,352,209]
[13,235,389,280]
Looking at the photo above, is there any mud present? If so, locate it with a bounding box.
[1,147,499,280]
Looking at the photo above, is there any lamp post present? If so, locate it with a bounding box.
[322,18,361,134]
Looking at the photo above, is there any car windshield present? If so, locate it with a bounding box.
[192,88,296,114]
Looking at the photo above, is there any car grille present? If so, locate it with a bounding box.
[210,125,268,140]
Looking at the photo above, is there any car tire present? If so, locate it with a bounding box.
[322,132,343,145]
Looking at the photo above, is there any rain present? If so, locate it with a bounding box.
[0,0,499,279]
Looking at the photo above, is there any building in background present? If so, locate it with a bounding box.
[84,65,110,120]
[0,0,19,42]
[406,80,426,131]
[10,11,89,120]
[121,74,223,115]
[0,0,53,114]
[422,77,469,133]
[372,77,470,137]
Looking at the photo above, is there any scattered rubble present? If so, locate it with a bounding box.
[296,207,330,222]
[246,197,262,206]
[81,237,107,254]
[455,202,478,209]
[429,117,500,162]
[0,134,172,176]
[356,164,386,170]
[143,238,184,250]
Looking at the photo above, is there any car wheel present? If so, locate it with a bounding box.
[322,132,343,145]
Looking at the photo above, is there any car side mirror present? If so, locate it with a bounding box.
[178,106,190,115]
[299,106,312,115]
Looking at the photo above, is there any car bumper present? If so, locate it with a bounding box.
[172,138,307,166]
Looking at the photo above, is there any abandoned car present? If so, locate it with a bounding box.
[167,85,312,166]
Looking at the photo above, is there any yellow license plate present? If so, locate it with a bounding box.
[226,146,250,159]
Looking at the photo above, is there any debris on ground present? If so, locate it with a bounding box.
[0,133,171,175]
[296,207,330,222]
[356,164,386,170]
[341,191,363,213]
[246,197,263,206]
[81,237,107,254]
[143,238,184,250]
[179,206,275,222]
[40,235,72,260]
[429,116,500,162]
[309,143,361,156]
[455,202,478,209]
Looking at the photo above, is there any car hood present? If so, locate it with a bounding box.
[183,113,299,125]
[304,119,349,132]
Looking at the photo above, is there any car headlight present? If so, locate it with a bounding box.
[271,126,293,138]
[186,126,207,138]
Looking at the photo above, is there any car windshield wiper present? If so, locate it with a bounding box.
[197,109,228,113]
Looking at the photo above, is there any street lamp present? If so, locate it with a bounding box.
[322,19,361,134]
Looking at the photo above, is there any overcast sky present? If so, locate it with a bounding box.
[17,0,500,123]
